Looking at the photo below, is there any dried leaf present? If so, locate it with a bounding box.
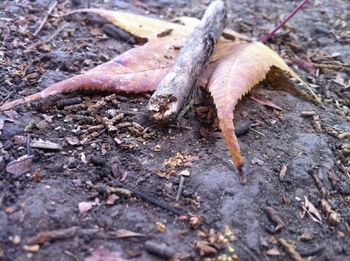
[208,42,319,176]
[68,8,194,41]
[303,196,322,224]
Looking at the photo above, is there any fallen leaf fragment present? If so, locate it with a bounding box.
[303,196,322,224]
[85,246,124,261]
[265,207,286,232]
[267,247,281,256]
[6,155,33,177]
[79,199,99,214]
[250,93,284,111]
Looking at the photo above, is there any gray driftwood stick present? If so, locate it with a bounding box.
[147,0,226,122]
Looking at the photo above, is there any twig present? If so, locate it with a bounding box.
[260,0,310,43]
[0,90,15,104]
[147,0,226,123]
[33,1,58,36]
[278,238,303,261]
[64,250,80,261]
[27,226,101,245]
[25,24,65,53]
[313,63,350,72]
[110,180,185,215]
[175,175,185,201]
[307,169,328,198]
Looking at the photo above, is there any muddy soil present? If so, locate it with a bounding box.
[0,0,349,260]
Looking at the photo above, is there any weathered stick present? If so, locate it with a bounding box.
[147,0,226,122]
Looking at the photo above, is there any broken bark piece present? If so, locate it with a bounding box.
[144,241,175,259]
[147,0,226,122]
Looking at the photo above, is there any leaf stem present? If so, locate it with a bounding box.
[260,0,310,43]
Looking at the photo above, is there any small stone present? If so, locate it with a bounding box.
[23,244,40,252]
[153,144,162,152]
[155,221,166,233]
[11,235,21,244]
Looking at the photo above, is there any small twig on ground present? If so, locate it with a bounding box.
[175,175,185,201]
[110,180,185,216]
[307,169,328,198]
[0,91,15,104]
[278,238,303,261]
[147,0,226,123]
[34,1,58,36]
[64,250,80,261]
[313,63,350,72]
[27,226,101,245]
[260,0,310,43]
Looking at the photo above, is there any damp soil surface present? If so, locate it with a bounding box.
[0,0,349,260]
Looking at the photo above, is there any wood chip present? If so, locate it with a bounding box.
[30,139,62,150]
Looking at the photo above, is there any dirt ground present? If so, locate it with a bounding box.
[0,0,349,260]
